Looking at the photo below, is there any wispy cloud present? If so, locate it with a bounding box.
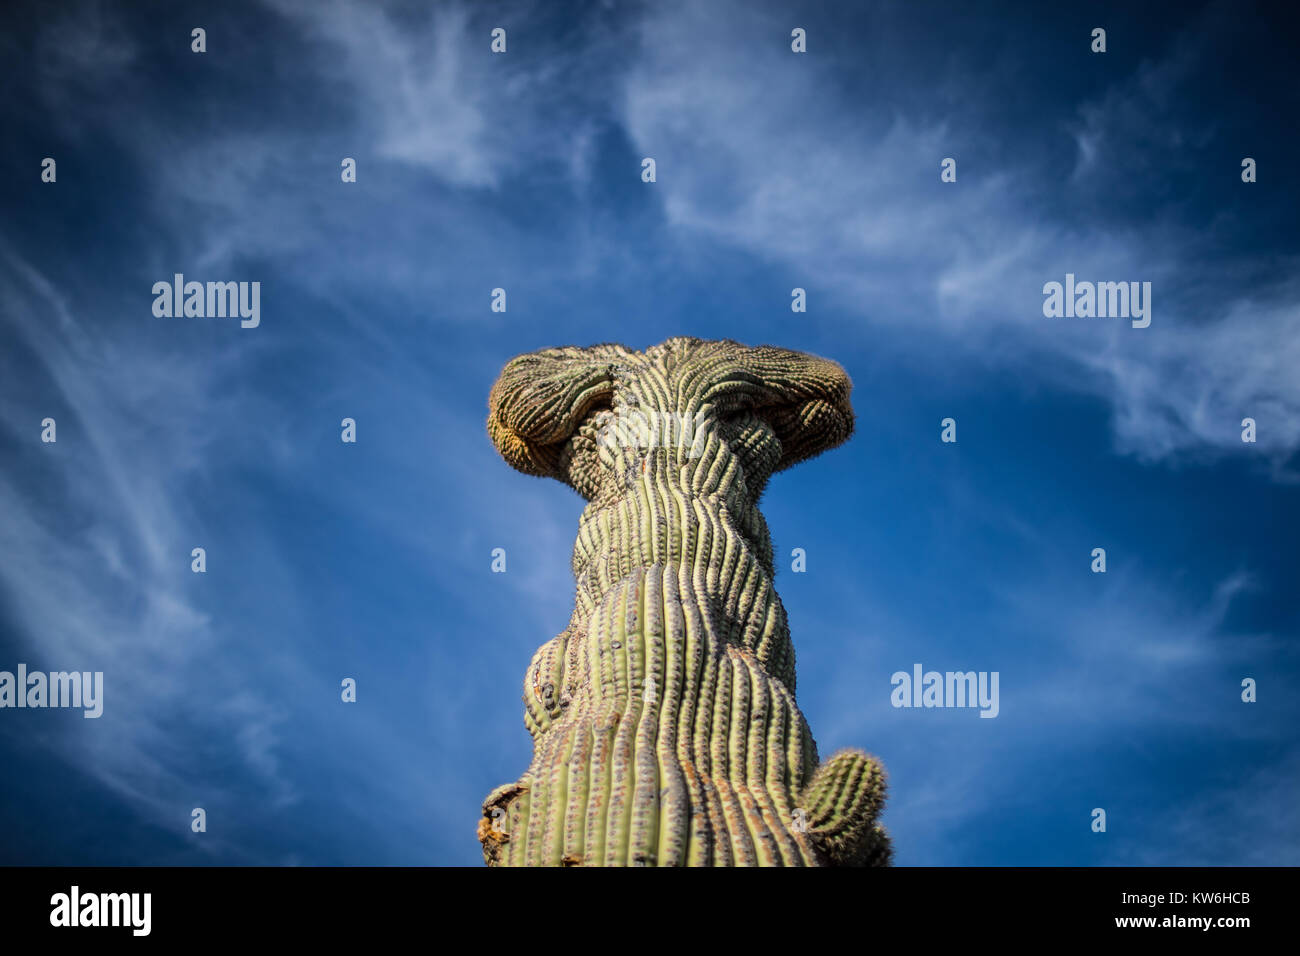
[620,0,1300,470]
[264,0,504,187]
[0,244,300,852]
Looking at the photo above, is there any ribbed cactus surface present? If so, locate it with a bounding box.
[479,337,890,866]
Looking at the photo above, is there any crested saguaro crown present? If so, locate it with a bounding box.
[479,336,890,866]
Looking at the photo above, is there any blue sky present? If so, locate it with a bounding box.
[1,0,1297,866]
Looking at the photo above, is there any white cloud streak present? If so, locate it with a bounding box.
[621,0,1300,470]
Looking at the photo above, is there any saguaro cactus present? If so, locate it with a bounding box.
[479,336,890,866]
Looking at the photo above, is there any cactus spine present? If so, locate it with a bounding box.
[479,337,890,866]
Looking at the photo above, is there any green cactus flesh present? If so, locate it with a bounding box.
[478,336,890,866]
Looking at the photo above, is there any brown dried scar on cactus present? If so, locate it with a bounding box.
[479,336,891,866]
